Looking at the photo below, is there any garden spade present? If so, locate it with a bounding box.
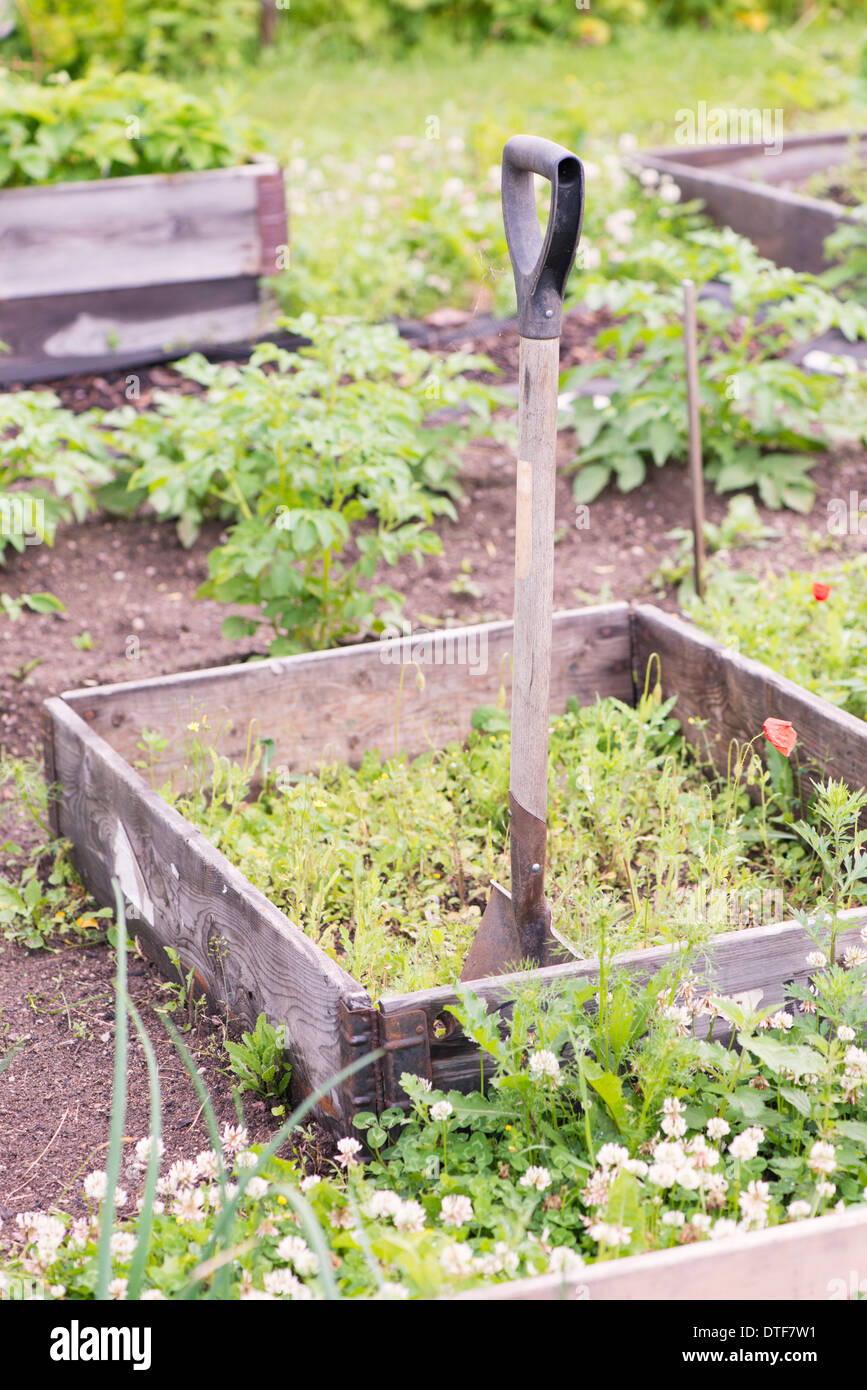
[461,135,584,982]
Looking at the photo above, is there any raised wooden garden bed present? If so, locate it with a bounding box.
[43,601,867,1135]
[456,1204,867,1301]
[0,159,287,385]
[633,130,866,274]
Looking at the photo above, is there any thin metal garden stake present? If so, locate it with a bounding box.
[461,136,584,982]
[683,277,706,600]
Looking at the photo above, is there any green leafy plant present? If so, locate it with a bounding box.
[7,0,261,79]
[562,230,867,511]
[686,556,867,722]
[104,316,501,654]
[0,591,65,621]
[225,1013,293,1104]
[0,70,266,187]
[164,677,834,997]
[0,392,112,563]
[822,206,867,304]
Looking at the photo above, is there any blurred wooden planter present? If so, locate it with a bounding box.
[633,130,866,274]
[43,603,867,1135]
[0,159,287,384]
[456,1204,867,1302]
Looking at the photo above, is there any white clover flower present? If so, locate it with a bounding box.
[843,945,867,969]
[661,1210,685,1228]
[770,1010,794,1031]
[440,1194,474,1227]
[647,1162,677,1188]
[472,1253,502,1277]
[659,182,681,204]
[195,1149,221,1181]
[806,950,827,969]
[220,1123,249,1156]
[494,1241,520,1275]
[623,1158,649,1178]
[738,1180,771,1228]
[729,1133,760,1162]
[639,167,660,187]
[837,1025,856,1042]
[264,1268,311,1299]
[548,1246,584,1278]
[68,1218,92,1250]
[709,1218,740,1240]
[83,1171,108,1202]
[173,1188,205,1224]
[652,1141,686,1166]
[528,1049,561,1085]
[166,1158,199,1190]
[690,1213,712,1234]
[366,1189,403,1220]
[597,1144,629,1170]
[706,1117,730,1141]
[588,1222,632,1246]
[107,1278,128,1300]
[788,1199,812,1220]
[393,1200,426,1233]
[299,1174,321,1193]
[276,1235,318,1276]
[235,1150,259,1171]
[135,1136,164,1165]
[686,1136,719,1170]
[816,1181,836,1199]
[675,1166,702,1191]
[592,393,611,410]
[329,1206,356,1231]
[417,1077,433,1093]
[700,1172,729,1207]
[378,1282,411,1299]
[110,1232,137,1262]
[335,1137,363,1168]
[808,1140,836,1175]
[245,1177,269,1200]
[519,1166,551,1192]
[430,1100,454,1122]
[440,1243,474,1278]
[140,1289,166,1300]
[582,245,602,270]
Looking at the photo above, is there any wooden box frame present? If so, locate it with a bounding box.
[0,159,287,384]
[44,602,867,1134]
[633,130,866,275]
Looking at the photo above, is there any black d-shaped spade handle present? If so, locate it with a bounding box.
[502,135,585,339]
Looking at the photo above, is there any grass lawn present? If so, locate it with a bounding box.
[239,22,866,162]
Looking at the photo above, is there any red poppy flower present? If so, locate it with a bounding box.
[763,718,797,758]
[811,582,831,602]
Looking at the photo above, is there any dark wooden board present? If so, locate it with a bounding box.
[632,604,867,797]
[379,908,867,1097]
[631,133,866,274]
[0,277,265,386]
[61,604,635,790]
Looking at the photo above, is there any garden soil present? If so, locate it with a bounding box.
[1,308,865,1223]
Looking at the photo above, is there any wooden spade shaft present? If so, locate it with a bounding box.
[511,335,560,822]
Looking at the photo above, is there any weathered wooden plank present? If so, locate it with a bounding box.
[45,696,372,1128]
[0,162,283,300]
[380,908,867,1096]
[632,604,867,797]
[61,604,634,790]
[631,135,864,274]
[457,1204,867,1301]
[0,276,265,386]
